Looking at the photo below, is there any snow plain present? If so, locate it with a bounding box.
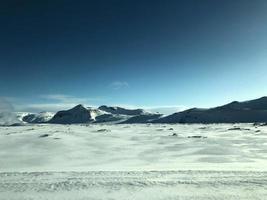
[1,123,267,199]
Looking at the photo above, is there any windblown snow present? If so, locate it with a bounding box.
[0,98,20,126]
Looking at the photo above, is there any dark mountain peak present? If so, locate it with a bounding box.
[70,104,88,111]
[229,101,239,104]
[73,104,85,108]
[49,104,92,124]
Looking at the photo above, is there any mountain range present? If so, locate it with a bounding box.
[12,96,267,124]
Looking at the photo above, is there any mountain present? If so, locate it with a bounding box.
[98,105,146,116]
[49,104,98,124]
[216,96,267,111]
[22,112,54,123]
[48,105,152,124]
[16,112,31,122]
[17,104,152,124]
[97,106,160,124]
[12,96,267,125]
[154,97,267,123]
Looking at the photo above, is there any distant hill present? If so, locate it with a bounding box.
[154,97,267,123]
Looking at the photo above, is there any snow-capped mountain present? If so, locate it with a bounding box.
[22,112,55,123]
[154,97,267,123]
[15,112,32,122]
[48,105,151,124]
[16,104,150,124]
[98,105,147,116]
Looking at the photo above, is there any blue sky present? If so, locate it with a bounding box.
[1,0,267,113]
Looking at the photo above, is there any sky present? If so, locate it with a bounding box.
[1,0,267,113]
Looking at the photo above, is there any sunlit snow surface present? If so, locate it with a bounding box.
[1,123,267,199]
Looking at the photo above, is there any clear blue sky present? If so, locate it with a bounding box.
[1,0,267,112]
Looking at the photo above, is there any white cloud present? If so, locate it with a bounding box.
[109,81,129,90]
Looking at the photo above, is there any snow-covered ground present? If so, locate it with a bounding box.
[1,171,267,200]
[0,123,267,199]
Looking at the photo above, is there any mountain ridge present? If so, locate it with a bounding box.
[154,96,267,123]
[9,96,267,124]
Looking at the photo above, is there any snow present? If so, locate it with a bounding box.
[1,171,267,200]
[1,123,267,171]
[1,123,267,199]
[15,112,31,122]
